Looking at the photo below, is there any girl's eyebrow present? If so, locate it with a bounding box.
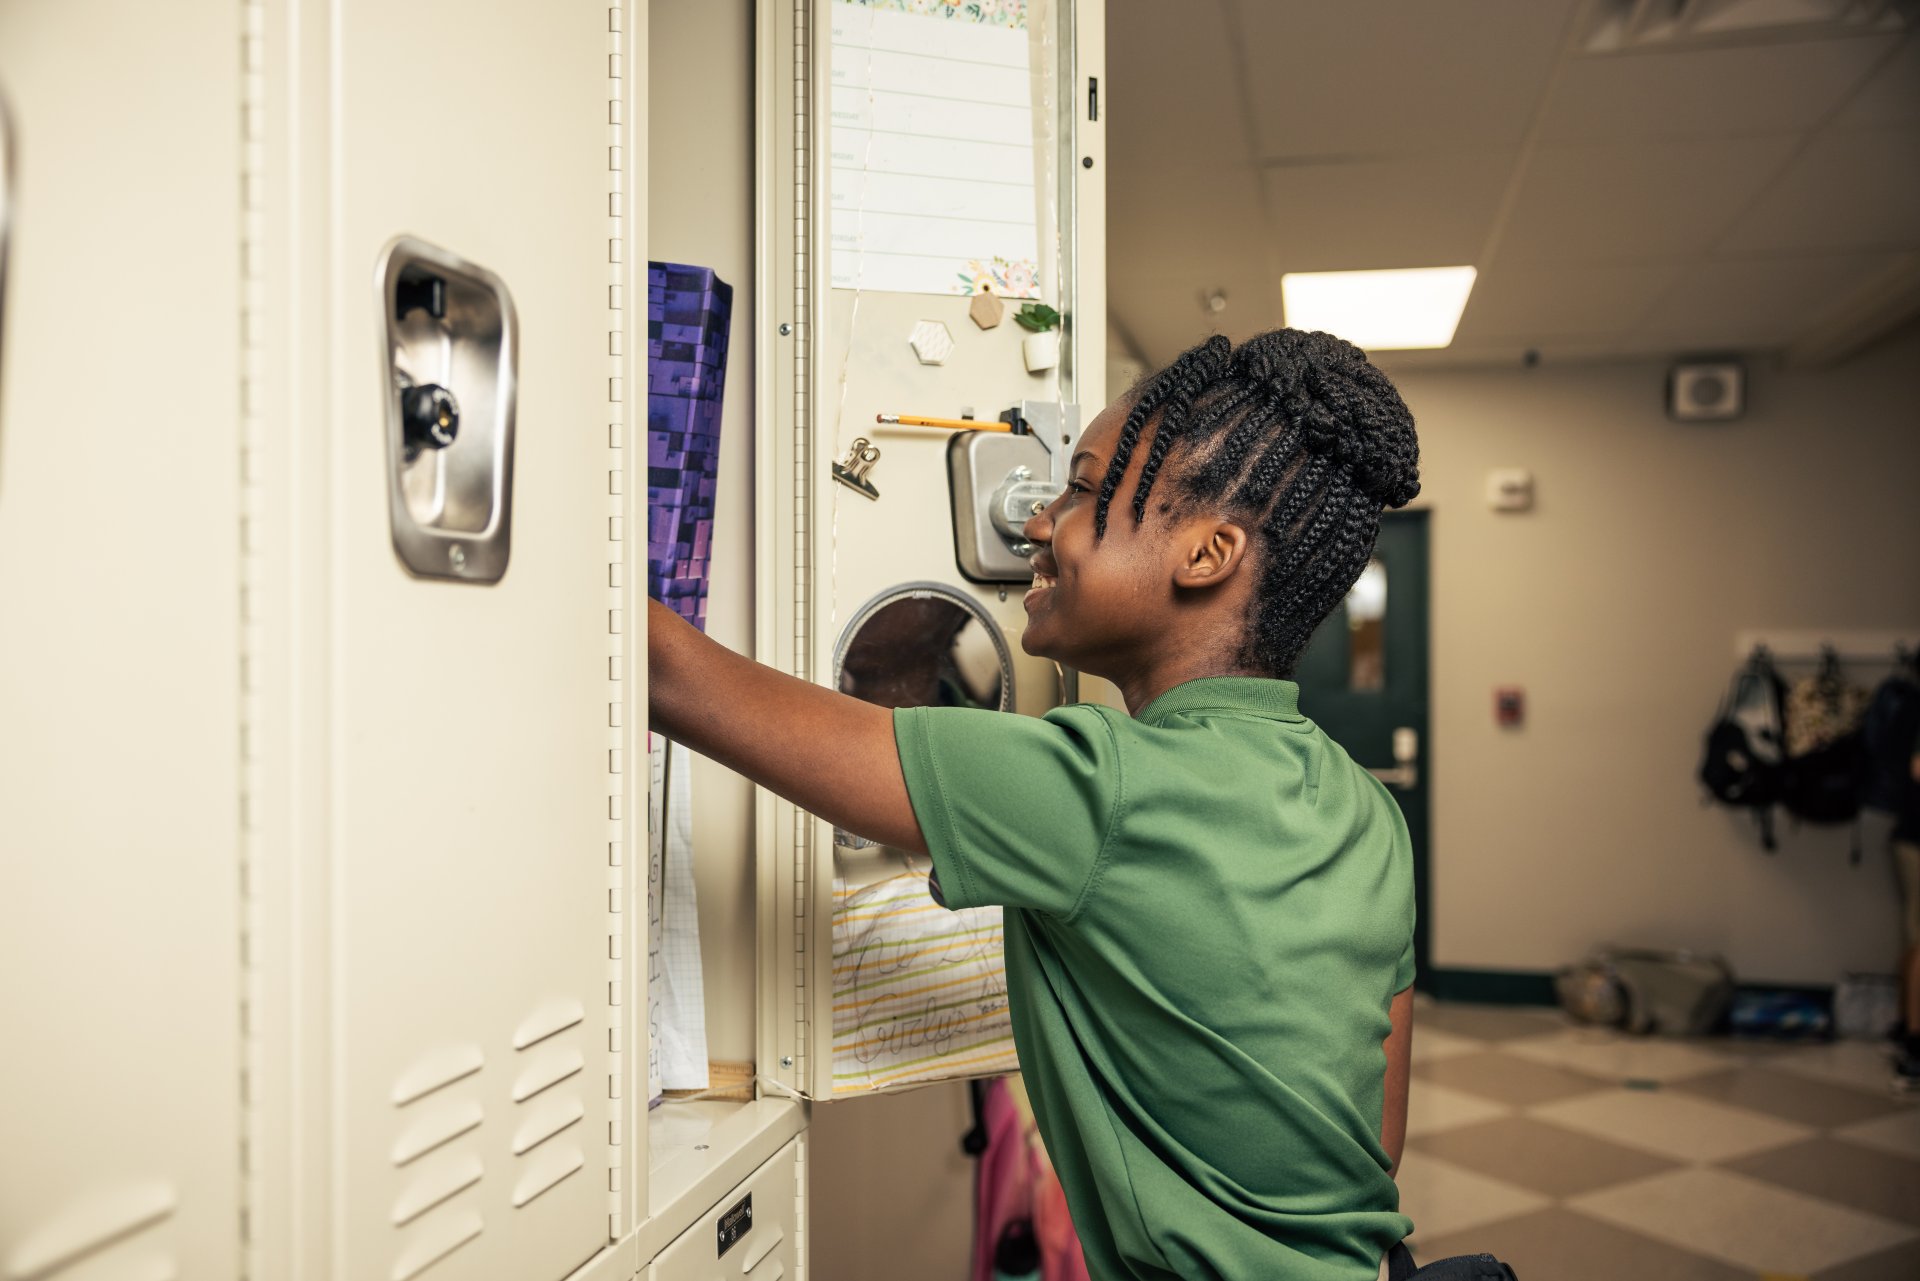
[1070,449,1102,472]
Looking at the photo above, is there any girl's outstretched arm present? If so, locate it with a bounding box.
[647,598,927,854]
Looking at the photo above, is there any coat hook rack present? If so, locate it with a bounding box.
[1734,630,1920,664]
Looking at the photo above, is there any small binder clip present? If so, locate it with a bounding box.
[832,437,882,501]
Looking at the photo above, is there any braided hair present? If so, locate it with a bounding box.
[1094,328,1420,678]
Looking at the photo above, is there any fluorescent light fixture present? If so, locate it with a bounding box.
[1280,266,1477,351]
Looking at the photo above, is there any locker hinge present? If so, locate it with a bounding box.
[604,0,629,1242]
[793,1132,809,1281]
[788,0,815,1090]
[236,1,269,1275]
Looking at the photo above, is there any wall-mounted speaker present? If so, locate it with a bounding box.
[1667,361,1744,421]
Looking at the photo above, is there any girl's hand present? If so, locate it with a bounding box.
[647,598,927,853]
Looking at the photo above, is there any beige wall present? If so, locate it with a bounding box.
[1384,327,1920,985]
[649,0,759,1063]
[810,1082,979,1280]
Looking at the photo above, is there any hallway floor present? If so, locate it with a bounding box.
[1399,1002,1920,1279]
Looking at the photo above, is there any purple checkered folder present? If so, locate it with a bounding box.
[647,262,733,632]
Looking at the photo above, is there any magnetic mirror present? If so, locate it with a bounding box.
[831,582,1015,851]
[834,581,1014,714]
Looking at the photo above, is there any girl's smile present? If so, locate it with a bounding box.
[1023,561,1058,610]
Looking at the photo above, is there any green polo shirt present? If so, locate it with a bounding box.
[894,677,1415,1280]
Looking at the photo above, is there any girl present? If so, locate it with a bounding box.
[649,328,1423,1279]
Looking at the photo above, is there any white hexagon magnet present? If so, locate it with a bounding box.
[908,319,955,365]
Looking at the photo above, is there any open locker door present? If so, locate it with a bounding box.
[755,0,1106,1107]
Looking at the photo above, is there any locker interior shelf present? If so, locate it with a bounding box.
[639,1097,805,1259]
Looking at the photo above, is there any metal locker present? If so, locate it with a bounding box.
[316,4,625,1279]
[0,2,244,1279]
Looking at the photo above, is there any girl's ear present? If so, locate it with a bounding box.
[1172,520,1251,590]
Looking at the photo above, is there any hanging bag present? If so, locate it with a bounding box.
[1699,648,1787,850]
[1779,648,1870,857]
[1860,653,1920,816]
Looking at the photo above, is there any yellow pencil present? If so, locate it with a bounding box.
[875,413,1014,434]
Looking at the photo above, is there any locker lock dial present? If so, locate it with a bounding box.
[401,382,460,451]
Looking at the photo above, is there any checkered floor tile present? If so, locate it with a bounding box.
[1399,1000,1920,1280]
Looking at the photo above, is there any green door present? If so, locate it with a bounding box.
[1292,512,1432,989]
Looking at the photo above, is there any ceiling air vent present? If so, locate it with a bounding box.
[1584,0,1908,52]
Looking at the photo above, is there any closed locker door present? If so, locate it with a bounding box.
[326,4,617,1278]
[649,1141,800,1281]
[0,2,242,1280]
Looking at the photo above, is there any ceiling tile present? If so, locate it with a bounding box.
[1830,34,1920,131]
[1606,331,1711,358]
[1105,3,1920,371]
[1453,260,1679,341]
[1717,126,1920,254]
[1232,0,1580,160]
[1108,162,1276,297]
[1496,134,1800,261]
[1639,250,1907,349]
[1262,151,1516,273]
[1373,337,1620,375]
[1109,274,1279,368]
[1539,35,1896,142]
[1106,0,1247,167]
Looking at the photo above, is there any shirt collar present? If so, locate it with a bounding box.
[1134,676,1303,725]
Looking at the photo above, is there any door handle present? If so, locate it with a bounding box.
[1366,727,1419,790]
[376,236,517,584]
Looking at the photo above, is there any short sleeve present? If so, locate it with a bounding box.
[893,703,1124,919]
[1394,933,1416,993]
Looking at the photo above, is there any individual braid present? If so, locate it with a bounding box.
[1094,335,1229,538]
[1093,328,1420,677]
[1127,342,1240,524]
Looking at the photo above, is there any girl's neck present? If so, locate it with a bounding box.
[1112,653,1268,718]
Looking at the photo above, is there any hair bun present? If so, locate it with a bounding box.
[1232,329,1421,508]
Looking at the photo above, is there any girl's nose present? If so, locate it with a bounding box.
[1022,496,1057,546]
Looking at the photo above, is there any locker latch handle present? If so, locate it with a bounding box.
[376,236,518,584]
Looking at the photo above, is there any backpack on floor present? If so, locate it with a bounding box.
[1699,649,1786,850]
[1556,947,1733,1036]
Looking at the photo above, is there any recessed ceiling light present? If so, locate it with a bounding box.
[1280,266,1477,351]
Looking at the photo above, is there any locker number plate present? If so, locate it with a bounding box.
[718,1193,753,1257]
